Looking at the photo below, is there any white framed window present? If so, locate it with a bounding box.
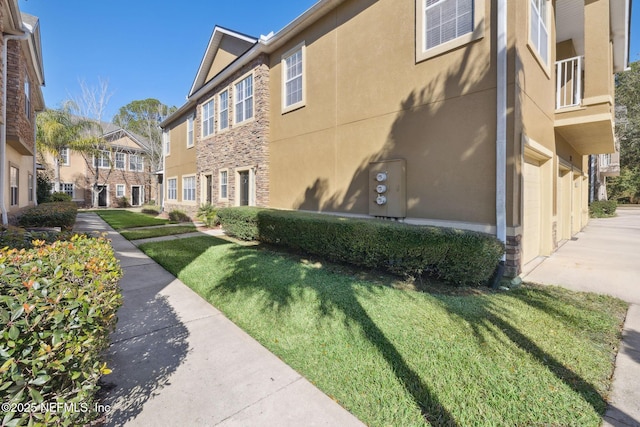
[61,183,74,198]
[219,169,228,200]
[219,90,229,131]
[234,74,253,124]
[10,166,18,206]
[60,147,70,166]
[115,152,126,170]
[282,43,305,112]
[129,154,144,172]
[116,184,125,198]
[416,0,484,62]
[167,178,177,200]
[94,150,110,169]
[24,75,30,120]
[163,130,171,155]
[28,173,33,202]
[187,115,194,148]
[183,176,196,202]
[202,99,215,137]
[529,0,549,66]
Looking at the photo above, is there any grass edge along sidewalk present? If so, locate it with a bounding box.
[139,235,627,427]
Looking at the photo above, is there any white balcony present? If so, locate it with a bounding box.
[555,56,583,109]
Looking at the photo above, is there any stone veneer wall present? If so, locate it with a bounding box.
[195,54,270,208]
[82,157,152,208]
[505,234,521,277]
[6,40,35,153]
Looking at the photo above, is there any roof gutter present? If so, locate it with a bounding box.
[1,28,30,225]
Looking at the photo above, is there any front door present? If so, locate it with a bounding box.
[239,171,249,206]
[132,186,141,206]
[98,185,108,207]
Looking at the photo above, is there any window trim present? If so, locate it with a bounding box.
[527,0,551,76]
[219,169,229,200]
[114,152,126,170]
[94,150,111,169]
[281,42,306,114]
[415,0,485,63]
[28,173,33,202]
[61,182,74,199]
[9,164,18,206]
[167,177,178,201]
[129,153,144,172]
[202,98,215,138]
[182,174,197,203]
[116,184,126,198]
[233,72,255,126]
[234,166,256,207]
[60,147,70,166]
[187,115,194,148]
[218,89,230,132]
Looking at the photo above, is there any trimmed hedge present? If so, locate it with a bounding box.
[0,235,122,426]
[0,226,81,250]
[218,207,504,286]
[18,202,78,231]
[589,200,617,218]
[168,209,190,222]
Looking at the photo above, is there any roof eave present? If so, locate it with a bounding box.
[611,0,631,72]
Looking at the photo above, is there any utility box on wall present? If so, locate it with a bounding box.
[369,159,406,218]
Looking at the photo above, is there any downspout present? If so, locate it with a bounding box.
[33,111,38,206]
[1,29,30,225]
[493,0,508,287]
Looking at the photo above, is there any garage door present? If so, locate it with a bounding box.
[522,159,542,265]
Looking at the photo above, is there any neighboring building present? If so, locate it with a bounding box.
[1,1,45,224]
[44,125,154,208]
[590,148,621,203]
[161,0,631,276]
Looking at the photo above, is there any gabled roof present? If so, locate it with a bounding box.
[189,26,257,97]
[102,127,151,152]
[22,13,45,88]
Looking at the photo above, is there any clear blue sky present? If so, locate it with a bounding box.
[18,0,640,121]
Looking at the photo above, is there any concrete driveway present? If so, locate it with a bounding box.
[523,207,640,427]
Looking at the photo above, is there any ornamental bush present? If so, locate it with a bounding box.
[196,203,219,228]
[17,202,78,231]
[589,200,617,218]
[0,226,80,250]
[0,235,122,426]
[49,192,72,203]
[217,207,504,286]
[168,209,190,222]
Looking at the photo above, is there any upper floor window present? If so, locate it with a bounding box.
[219,90,229,131]
[530,0,549,66]
[163,130,171,155]
[416,0,483,62]
[94,150,110,169]
[187,115,194,148]
[60,147,70,166]
[115,152,126,170]
[129,154,144,172]
[24,76,31,120]
[202,99,215,137]
[282,44,305,112]
[234,74,253,124]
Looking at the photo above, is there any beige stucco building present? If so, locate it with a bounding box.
[1,0,44,224]
[162,0,631,276]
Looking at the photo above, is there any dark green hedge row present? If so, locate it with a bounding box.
[0,225,81,250]
[0,235,122,426]
[589,200,617,218]
[218,207,504,286]
[17,202,78,231]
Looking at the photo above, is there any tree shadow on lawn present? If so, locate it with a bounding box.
[436,289,614,417]
[212,244,460,426]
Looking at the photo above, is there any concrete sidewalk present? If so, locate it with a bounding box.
[74,213,364,427]
[523,207,640,427]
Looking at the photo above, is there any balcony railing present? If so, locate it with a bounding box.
[556,56,584,109]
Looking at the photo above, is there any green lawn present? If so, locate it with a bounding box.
[120,225,197,240]
[140,236,627,427]
[95,210,172,230]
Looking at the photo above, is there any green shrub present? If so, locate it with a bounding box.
[217,208,504,286]
[217,207,262,241]
[197,203,219,228]
[589,200,617,218]
[168,209,190,222]
[141,204,160,215]
[0,235,122,426]
[49,192,72,202]
[115,196,131,208]
[0,226,81,250]
[18,202,78,231]
[36,175,52,204]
